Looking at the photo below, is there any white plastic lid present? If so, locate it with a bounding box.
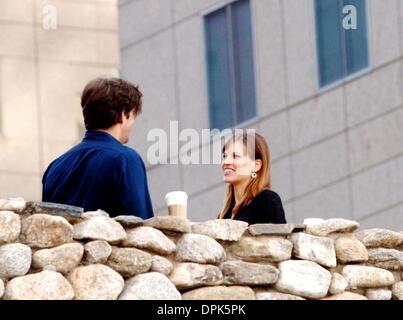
[165,191,188,205]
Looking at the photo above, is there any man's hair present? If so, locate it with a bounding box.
[81,77,143,130]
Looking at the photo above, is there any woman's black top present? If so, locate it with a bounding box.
[223,189,287,225]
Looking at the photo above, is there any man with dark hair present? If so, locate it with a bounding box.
[42,78,154,219]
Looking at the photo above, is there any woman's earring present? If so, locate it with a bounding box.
[251,171,257,178]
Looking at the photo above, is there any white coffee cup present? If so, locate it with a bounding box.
[165,191,188,218]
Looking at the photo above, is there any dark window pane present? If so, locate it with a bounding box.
[315,0,344,87]
[205,8,233,130]
[231,0,257,124]
[343,0,369,74]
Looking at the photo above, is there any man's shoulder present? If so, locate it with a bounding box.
[115,145,143,162]
[119,145,141,157]
[106,145,147,173]
[75,140,140,159]
[46,141,145,171]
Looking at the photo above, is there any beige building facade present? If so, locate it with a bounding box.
[0,0,119,199]
[120,0,403,230]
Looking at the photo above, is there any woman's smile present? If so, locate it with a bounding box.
[223,167,236,176]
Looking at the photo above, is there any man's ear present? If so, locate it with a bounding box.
[254,159,262,172]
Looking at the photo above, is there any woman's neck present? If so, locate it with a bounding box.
[233,180,250,204]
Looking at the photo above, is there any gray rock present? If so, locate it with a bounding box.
[303,218,324,226]
[0,197,26,213]
[121,226,176,255]
[228,236,292,262]
[0,211,21,243]
[392,281,403,300]
[73,216,126,243]
[0,278,4,299]
[191,219,248,241]
[114,215,144,228]
[4,270,74,300]
[43,265,57,272]
[0,243,32,278]
[25,201,83,217]
[144,216,191,233]
[182,286,255,300]
[342,265,395,288]
[322,292,368,300]
[176,234,225,264]
[366,288,392,300]
[354,228,403,248]
[169,263,223,289]
[83,240,112,264]
[305,218,359,236]
[291,232,336,268]
[20,214,74,248]
[255,291,305,300]
[119,272,181,300]
[275,260,332,299]
[391,271,401,283]
[248,224,306,236]
[80,210,109,219]
[335,236,368,263]
[151,255,173,276]
[366,248,403,271]
[349,288,366,295]
[68,264,124,300]
[32,243,84,274]
[220,260,279,285]
[107,247,152,277]
[329,273,348,295]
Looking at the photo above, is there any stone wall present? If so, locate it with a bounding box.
[0,198,402,300]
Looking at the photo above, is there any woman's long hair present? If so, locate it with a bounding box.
[218,132,271,219]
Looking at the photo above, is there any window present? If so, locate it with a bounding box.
[315,0,369,87]
[204,0,256,130]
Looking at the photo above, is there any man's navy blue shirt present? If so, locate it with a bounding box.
[42,130,154,219]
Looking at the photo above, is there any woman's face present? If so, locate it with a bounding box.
[221,140,255,185]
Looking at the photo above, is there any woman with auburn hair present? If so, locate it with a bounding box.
[218,132,286,224]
